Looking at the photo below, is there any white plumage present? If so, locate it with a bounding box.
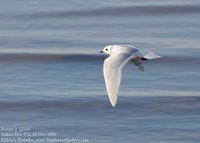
[100,45,161,107]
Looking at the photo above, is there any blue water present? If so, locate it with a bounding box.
[0,0,200,143]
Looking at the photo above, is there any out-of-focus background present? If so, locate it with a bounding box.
[0,0,200,143]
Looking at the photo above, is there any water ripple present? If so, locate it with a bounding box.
[2,5,200,19]
[0,53,199,64]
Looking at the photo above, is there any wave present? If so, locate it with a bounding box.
[0,53,105,63]
[2,5,200,19]
[0,53,199,64]
[0,96,200,112]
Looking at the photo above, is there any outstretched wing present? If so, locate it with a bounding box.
[103,53,133,107]
[130,56,144,71]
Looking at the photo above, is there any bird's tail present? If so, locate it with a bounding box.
[143,52,161,60]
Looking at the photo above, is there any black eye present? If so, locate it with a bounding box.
[105,49,108,51]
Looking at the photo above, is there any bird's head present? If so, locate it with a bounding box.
[100,45,113,55]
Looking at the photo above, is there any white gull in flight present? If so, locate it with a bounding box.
[100,45,161,107]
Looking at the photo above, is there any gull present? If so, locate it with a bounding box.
[100,45,161,107]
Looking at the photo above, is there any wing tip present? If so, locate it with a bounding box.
[110,101,117,107]
[112,104,116,107]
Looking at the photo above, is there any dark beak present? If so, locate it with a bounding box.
[100,51,103,53]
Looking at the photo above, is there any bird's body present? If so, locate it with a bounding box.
[100,45,160,107]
